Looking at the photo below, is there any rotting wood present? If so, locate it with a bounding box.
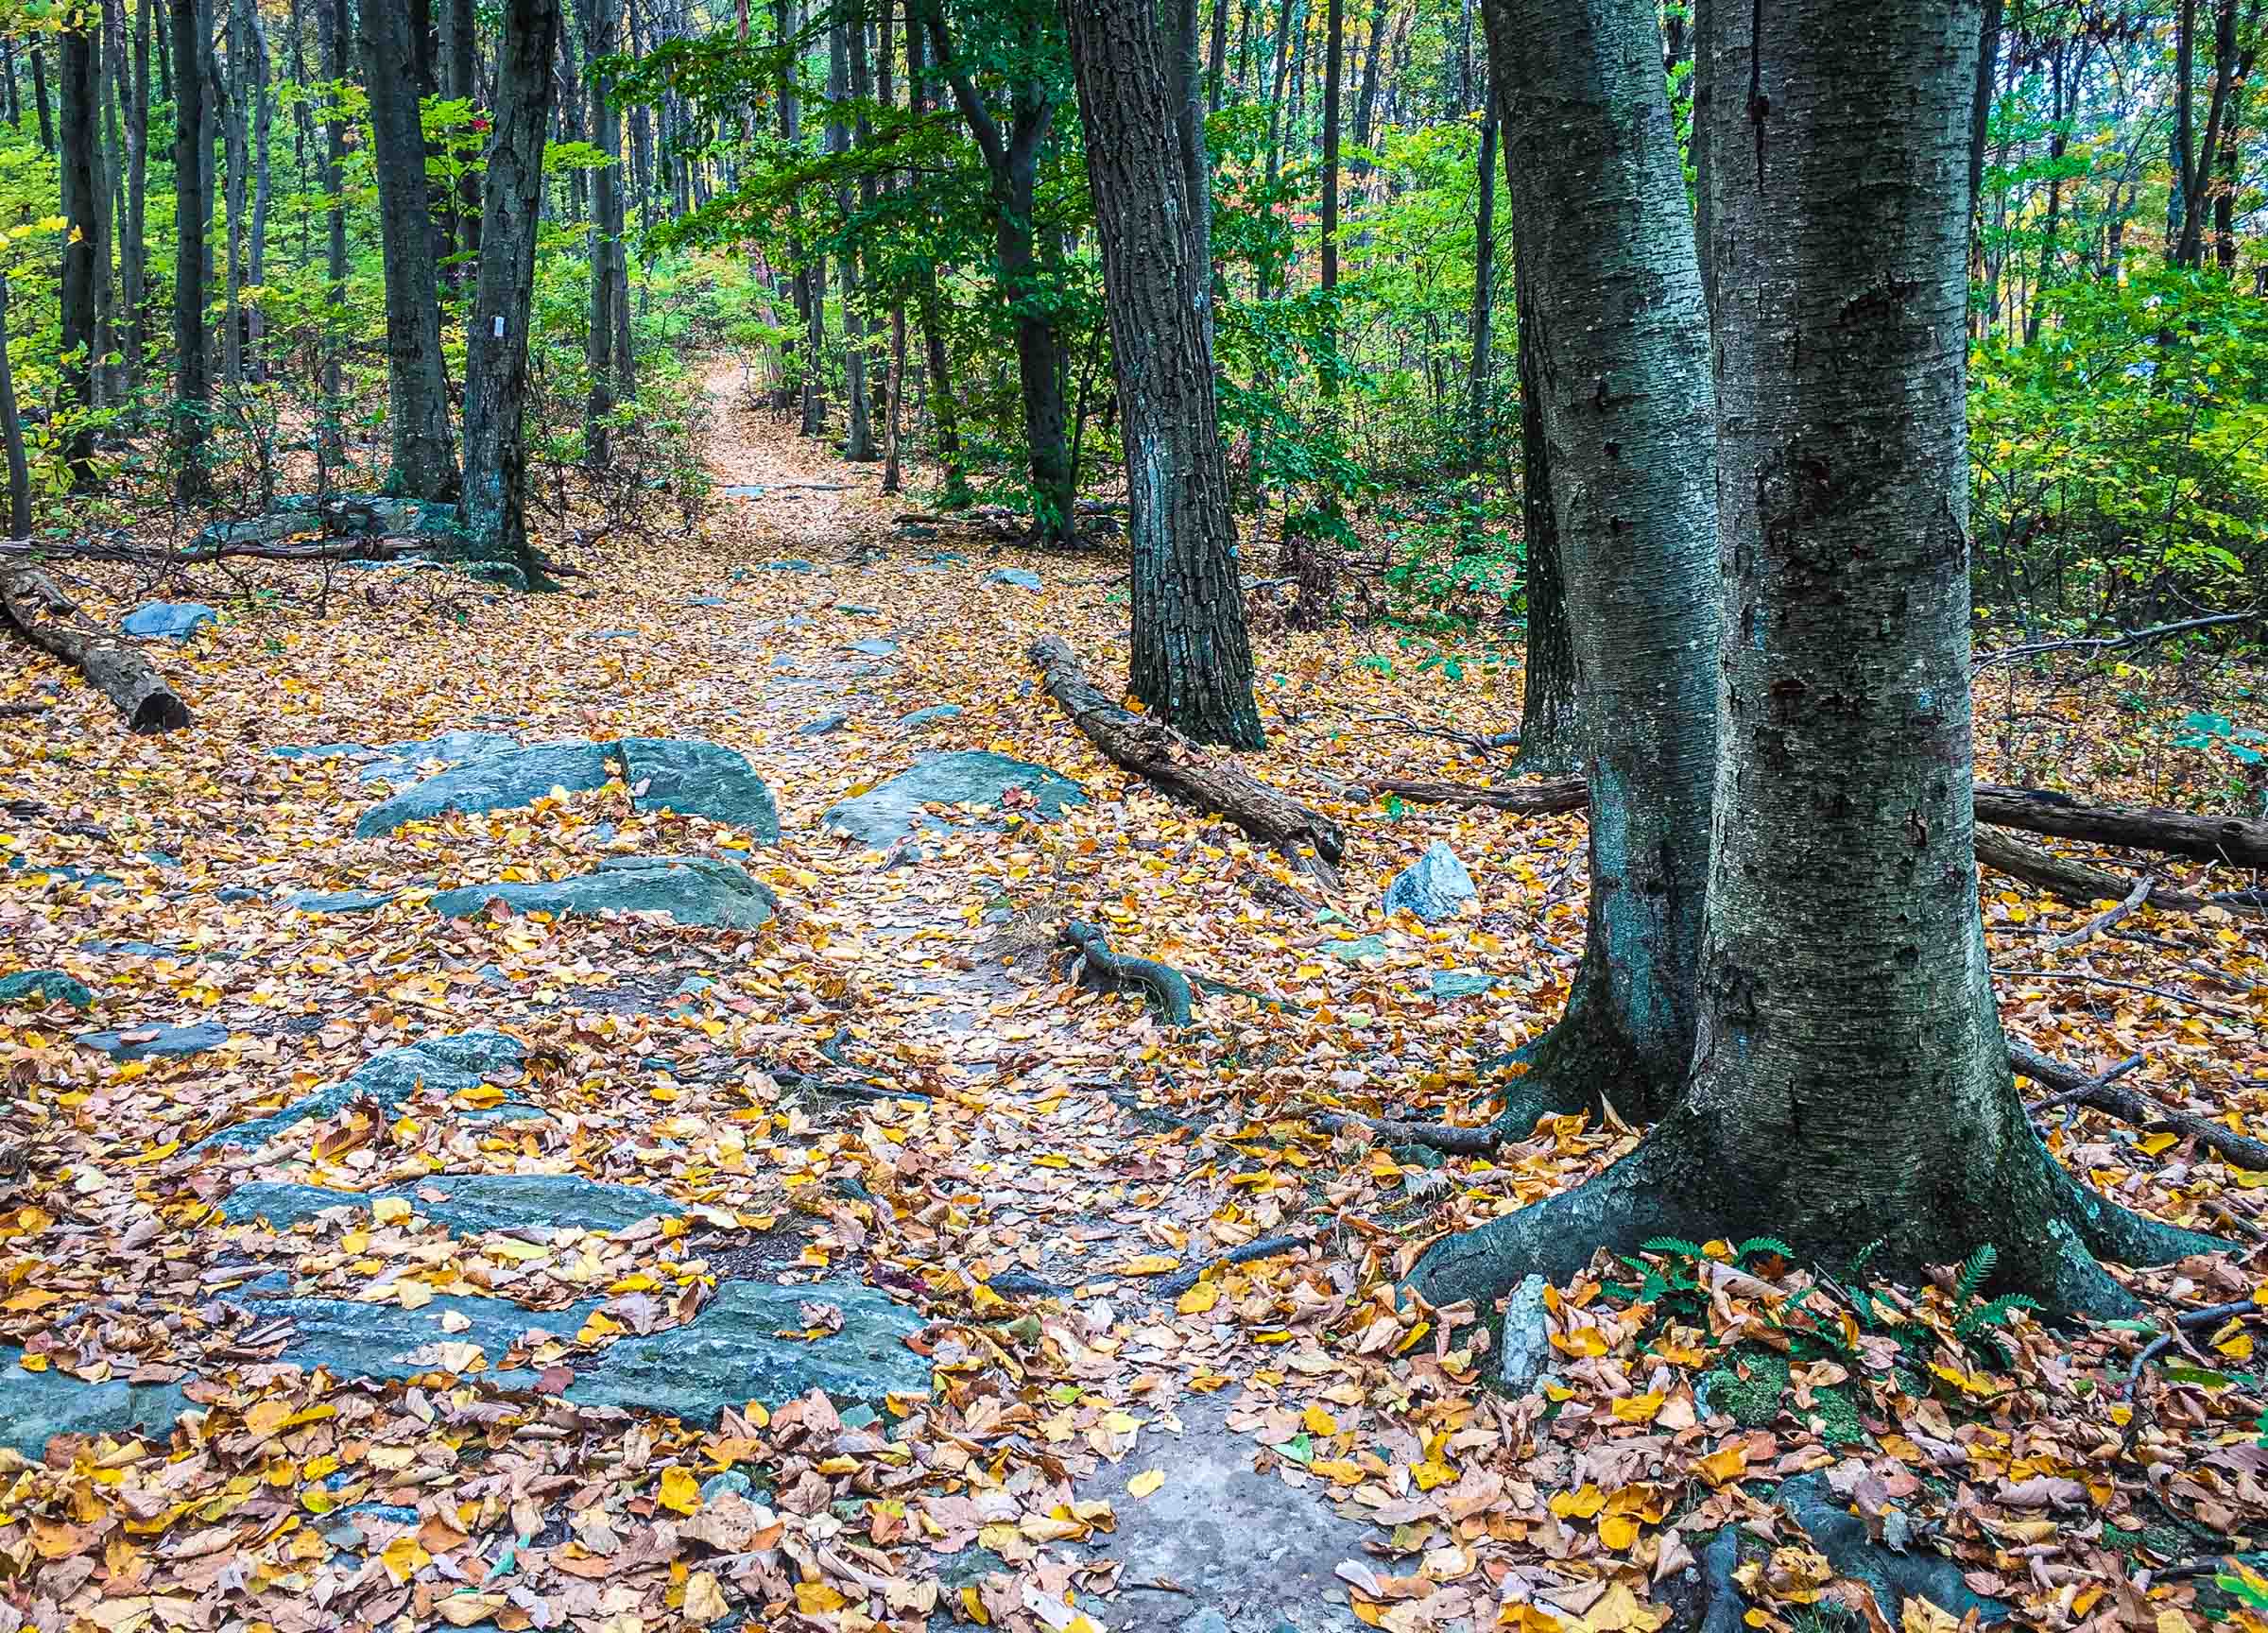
[1029,633,1345,885]
[0,565,190,733]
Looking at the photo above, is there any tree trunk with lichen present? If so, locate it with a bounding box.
[1411,0,2218,1322]
[1465,0,1717,1126]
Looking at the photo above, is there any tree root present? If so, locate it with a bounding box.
[1058,920,1195,1026]
[1155,1229,1326,1296]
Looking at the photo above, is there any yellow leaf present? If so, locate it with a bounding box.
[380,1535,430,1584]
[1611,1391,1665,1424]
[658,1466,701,1516]
[1127,1469,1165,1499]
[2139,1132,2179,1158]
[1302,1404,1337,1435]
[2,1288,60,1312]
[372,1196,412,1224]
[1177,1281,1221,1315]
[684,1573,729,1622]
[1549,1485,1606,1520]
[398,1281,434,1311]
[1695,1446,1747,1487]
[1121,1255,1179,1276]
[796,1581,847,1614]
[1412,1459,1454,1490]
[1599,1513,1640,1551]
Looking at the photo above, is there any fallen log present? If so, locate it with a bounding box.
[2011,1041,2268,1173]
[1975,784,2268,868]
[0,567,190,733]
[1973,828,2204,912]
[1367,775,1588,815]
[1028,634,1346,884]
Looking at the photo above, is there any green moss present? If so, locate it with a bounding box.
[1804,1383,1867,1448]
[1701,1349,1791,1428]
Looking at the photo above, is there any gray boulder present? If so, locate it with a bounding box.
[1430,970,1497,1001]
[1774,1472,2010,1624]
[0,1367,193,1456]
[432,855,777,930]
[1495,1274,1553,1395]
[984,567,1042,592]
[77,1022,230,1061]
[220,1174,683,1236]
[193,1030,526,1150]
[1383,842,1478,922]
[821,750,1083,849]
[0,970,94,1009]
[122,602,216,641]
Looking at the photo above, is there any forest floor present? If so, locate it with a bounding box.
[1,358,2266,1633]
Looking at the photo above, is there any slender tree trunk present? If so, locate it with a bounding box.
[584,0,625,465]
[903,0,969,504]
[246,0,272,382]
[463,0,562,583]
[1207,0,1228,108]
[316,0,348,474]
[3,41,19,133]
[1351,0,1386,179]
[0,277,32,539]
[835,4,875,459]
[443,0,481,278]
[122,0,149,390]
[59,16,100,483]
[362,0,459,498]
[1463,92,1496,459]
[1065,0,1264,748]
[31,46,54,153]
[170,0,210,498]
[1320,0,1341,302]
[883,306,905,492]
[1470,0,1718,1125]
[798,0,829,438]
[220,0,247,387]
[1508,243,1574,774]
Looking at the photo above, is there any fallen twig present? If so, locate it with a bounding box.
[1996,968,2255,1022]
[2044,873,2154,951]
[2011,1041,2268,1171]
[1974,610,2259,671]
[1155,1229,1327,1296]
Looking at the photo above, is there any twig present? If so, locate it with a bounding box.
[1973,610,2259,672]
[2122,1300,2262,1456]
[1995,968,2254,1022]
[2011,1040,2268,1171]
[2044,874,2154,952]
[1345,713,1521,755]
[2022,1052,2145,1116]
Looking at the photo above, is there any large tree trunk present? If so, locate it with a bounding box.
[59,15,101,485]
[1065,0,1264,748]
[361,0,458,499]
[1463,0,1718,1125]
[461,0,562,585]
[1414,0,2216,1326]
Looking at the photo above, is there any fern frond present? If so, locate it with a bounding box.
[1641,1236,1709,1260]
[1956,1243,1999,1304]
[1956,1293,2041,1335]
[1737,1236,1796,1263]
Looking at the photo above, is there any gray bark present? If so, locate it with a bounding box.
[1065,0,1263,748]
[59,16,100,482]
[462,0,564,583]
[169,0,210,499]
[316,0,348,474]
[1469,0,1717,1122]
[833,6,873,459]
[362,0,459,498]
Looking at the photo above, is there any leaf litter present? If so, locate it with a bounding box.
[0,363,2263,1632]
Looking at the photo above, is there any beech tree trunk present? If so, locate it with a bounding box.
[1506,237,1574,774]
[1065,0,1264,748]
[584,0,629,466]
[316,0,349,474]
[833,7,874,459]
[1465,0,1718,1123]
[361,0,458,499]
[461,0,562,584]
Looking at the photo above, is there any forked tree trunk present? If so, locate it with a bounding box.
[461,0,562,584]
[1463,0,1717,1123]
[361,0,458,499]
[1065,0,1264,748]
[1505,235,1573,774]
[1413,0,2216,1324]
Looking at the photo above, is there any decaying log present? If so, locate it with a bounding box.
[1366,775,1588,815]
[2012,1041,2268,1173]
[1974,784,2268,868]
[0,567,190,733]
[1028,635,1346,884]
[1973,828,2205,911]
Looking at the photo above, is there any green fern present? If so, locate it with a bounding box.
[1955,1244,1998,1304]
[1737,1236,1796,1264]
[1956,1293,2040,1337]
[1641,1236,1710,1260]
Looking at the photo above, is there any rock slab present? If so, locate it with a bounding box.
[821,751,1085,849]
[354,737,779,843]
[0,970,94,1008]
[220,1174,684,1236]
[122,602,216,641]
[432,855,777,930]
[77,1022,231,1061]
[193,1030,527,1151]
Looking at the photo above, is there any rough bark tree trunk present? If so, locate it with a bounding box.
[316,0,348,475]
[461,0,563,585]
[1505,236,1574,774]
[1464,0,1717,1124]
[169,0,210,499]
[362,0,459,498]
[1462,94,1496,461]
[31,45,54,152]
[1064,0,1264,748]
[833,5,874,459]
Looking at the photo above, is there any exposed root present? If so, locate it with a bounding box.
[1058,920,1196,1026]
[1155,1229,1327,1297]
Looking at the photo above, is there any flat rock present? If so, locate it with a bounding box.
[356,737,779,842]
[1429,970,1497,1001]
[798,712,849,737]
[193,1030,526,1150]
[686,594,728,607]
[354,741,614,837]
[77,1022,231,1061]
[1774,1472,2010,1624]
[122,602,216,641]
[898,704,961,730]
[220,1174,683,1236]
[0,1367,193,1456]
[820,751,1085,849]
[285,887,400,915]
[755,558,814,572]
[589,629,637,640]
[432,855,777,929]
[836,603,884,616]
[0,970,94,1008]
[566,1279,930,1422]
[616,736,781,842]
[358,731,521,782]
[984,568,1042,591]
[1323,935,1389,963]
[848,637,899,658]
[1383,842,1478,922]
